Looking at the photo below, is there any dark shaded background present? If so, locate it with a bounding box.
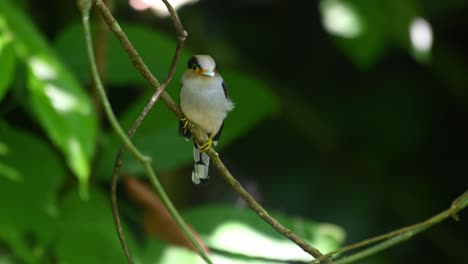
[6,0,468,263]
[179,1,468,263]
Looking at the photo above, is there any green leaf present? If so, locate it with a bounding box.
[0,124,64,262]
[142,204,345,263]
[0,1,97,193]
[0,249,15,264]
[55,188,139,264]
[319,0,387,68]
[0,19,16,102]
[54,22,188,88]
[185,205,344,261]
[319,0,420,68]
[55,21,277,178]
[144,239,276,264]
[219,71,278,144]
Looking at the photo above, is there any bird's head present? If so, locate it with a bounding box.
[187,55,217,77]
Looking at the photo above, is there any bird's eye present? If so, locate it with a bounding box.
[191,64,198,71]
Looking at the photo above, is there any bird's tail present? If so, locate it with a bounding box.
[192,143,210,184]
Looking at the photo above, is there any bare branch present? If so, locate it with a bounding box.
[80,1,213,263]
[85,1,468,263]
[207,149,328,260]
[94,0,183,118]
[109,4,188,264]
[110,38,186,263]
[312,190,468,264]
[93,0,329,262]
[124,176,208,252]
[160,0,187,39]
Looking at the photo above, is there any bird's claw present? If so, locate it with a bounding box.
[181,117,212,152]
[199,137,212,153]
[181,117,190,134]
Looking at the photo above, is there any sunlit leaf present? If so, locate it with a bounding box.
[0,19,16,102]
[0,1,97,194]
[319,0,387,68]
[0,124,63,261]
[144,240,275,264]
[320,0,364,39]
[409,17,433,62]
[129,0,200,17]
[0,249,15,264]
[55,188,140,264]
[319,0,420,68]
[142,204,344,263]
[186,205,344,261]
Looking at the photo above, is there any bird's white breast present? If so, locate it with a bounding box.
[180,75,233,136]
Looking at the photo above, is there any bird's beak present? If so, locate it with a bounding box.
[201,69,215,77]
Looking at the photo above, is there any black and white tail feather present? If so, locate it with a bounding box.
[179,120,223,184]
[192,143,210,184]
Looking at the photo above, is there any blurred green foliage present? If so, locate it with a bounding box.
[0,124,62,263]
[319,0,421,68]
[0,33,15,102]
[141,204,344,263]
[54,189,135,264]
[0,1,97,196]
[54,22,278,177]
[0,0,467,263]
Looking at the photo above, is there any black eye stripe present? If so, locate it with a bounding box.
[187,56,201,70]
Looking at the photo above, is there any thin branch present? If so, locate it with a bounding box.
[92,0,112,123]
[207,147,328,261]
[79,1,212,264]
[93,0,328,262]
[110,34,186,263]
[160,0,186,38]
[94,0,183,117]
[87,1,468,263]
[312,190,468,264]
[95,0,112,71]
[109,2,186,263]
[124,176,208,252]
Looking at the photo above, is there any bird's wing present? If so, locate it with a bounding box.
[212,122,224,145]
[222,81,229,98]
[179,83,191,139]
[212,81,230,144]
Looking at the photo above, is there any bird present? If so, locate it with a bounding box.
[179,55,234,184]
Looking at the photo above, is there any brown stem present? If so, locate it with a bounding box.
[94,0,183,117]
[95,0,194,263]
[312,190,468,264]
[208,148,328,261]
[91,0,113,125]
[94,0,327,262]
[123,176,209,252]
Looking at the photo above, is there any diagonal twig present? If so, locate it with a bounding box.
[94,0,328,262]
[110,37,188,264]
[124,176,208,252]
[109,17,187,264]
[89,1,468,263]
[79,0,212,263]
[94,0,182,117]
[312,190,468,264]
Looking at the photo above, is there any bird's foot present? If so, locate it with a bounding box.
[181,117,190,134]
[199,137,213,153]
